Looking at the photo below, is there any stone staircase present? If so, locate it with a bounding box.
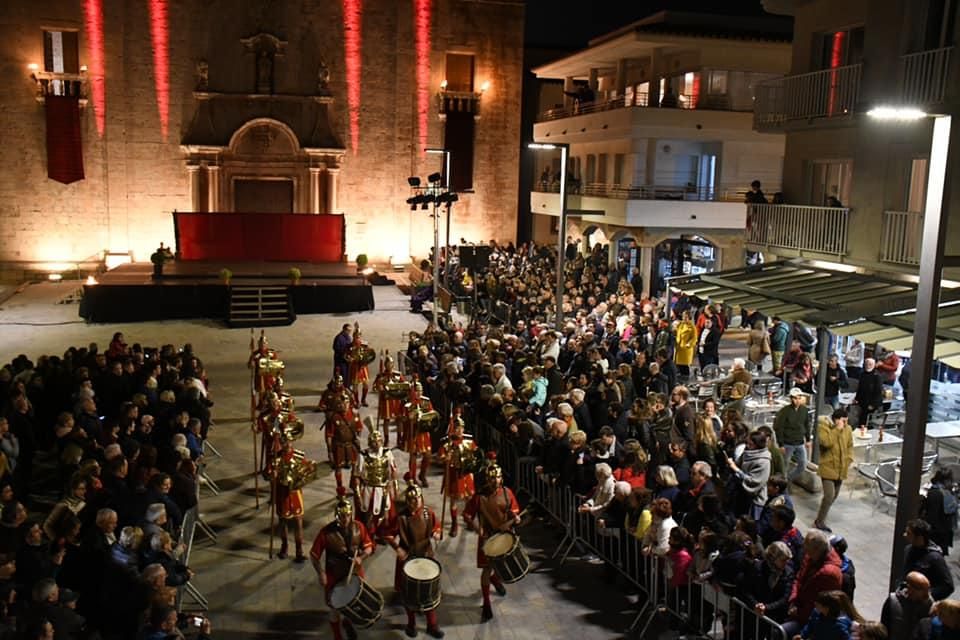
[227,285,294,327]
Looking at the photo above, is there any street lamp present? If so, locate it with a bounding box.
[867,106,955,591]
[528,142,569,330]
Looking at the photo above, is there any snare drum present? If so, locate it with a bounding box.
[329,575,384,629]
[481,532,530,584]
[401,557,442,612]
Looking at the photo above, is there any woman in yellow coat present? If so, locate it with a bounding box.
[815,408,854,532]
[674,311,698,376]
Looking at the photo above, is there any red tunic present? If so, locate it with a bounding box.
[374,372,406,421]
[463,487,520,568]
[310,520,375,598]
[440,438,477,500]
[381,506,441,591]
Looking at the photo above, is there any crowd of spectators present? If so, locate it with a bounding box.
[406,240,958,639]
[0,334,213,639]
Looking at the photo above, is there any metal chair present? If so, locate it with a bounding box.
[921,451,940,475]
[701,364,720,380]
[873,461,899,514]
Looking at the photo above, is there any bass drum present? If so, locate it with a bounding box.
[401,557,442,612]
[329,575,384,629]
[481,532,530,584]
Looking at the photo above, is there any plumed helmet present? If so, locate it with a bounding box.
[403,473,422,503]
[367,429,383,449]
[334,374,344,387]
[334,487,353,519]
[384,355,395,367]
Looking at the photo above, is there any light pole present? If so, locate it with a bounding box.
[528,142,568,330]
[426,148,452,286]
[867,107,955,591]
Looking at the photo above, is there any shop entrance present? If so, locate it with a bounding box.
[652,235,717,296]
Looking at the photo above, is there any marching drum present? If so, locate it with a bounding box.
[401,557,442,612]
[329,575,384,628]
[481,532,530,584]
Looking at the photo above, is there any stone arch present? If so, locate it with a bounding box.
[228,118,302,157]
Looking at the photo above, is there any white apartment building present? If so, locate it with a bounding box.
[529,11,791,295]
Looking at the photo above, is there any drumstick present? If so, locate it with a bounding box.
[346,548,359,584]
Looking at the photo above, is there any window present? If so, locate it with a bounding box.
[444,53,474,93]
[707,70,728,94]
[613,154,624,186]
[43,30,79,74]
[597,153,608,183]
[809,160,852,206]
[923,0,957,49]
[815,27,865,70]
[585,155,596,184]
[906,158,928,212]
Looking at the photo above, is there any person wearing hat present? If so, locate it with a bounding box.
[382,477,445,638]
[311,487,375,640]
[773,388,810,486]
[272,438,320,562]
[462,459,521,622]
[373,355,406,447]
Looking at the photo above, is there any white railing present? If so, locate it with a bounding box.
[537,89,742,122]
[533,182,774,203]
[900,47,953,105]
[746,203,849,256]
[881,210,922,265]
[754,64,862,129]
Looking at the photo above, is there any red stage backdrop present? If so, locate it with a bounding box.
[173,212,345,262]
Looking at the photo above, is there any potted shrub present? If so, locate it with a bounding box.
[219,268,232,285]
[288,267,302,284]
[356,254,368,270]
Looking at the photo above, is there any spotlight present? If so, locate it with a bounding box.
[48,273,63,282]
[408,177,421,187]
[437,192,459,204]
[427,172,442,184]
[421,193,435,204]
[421,202,430,210]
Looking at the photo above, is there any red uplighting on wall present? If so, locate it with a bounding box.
[343,0,362,155]
[415,0,432,157]
[690,74,701,109]
[827,30,845,116]
[148,0,169,140]
[83,0,105,136]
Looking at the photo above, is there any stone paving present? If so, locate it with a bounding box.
[0,281,956,637]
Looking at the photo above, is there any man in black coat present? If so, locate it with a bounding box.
[854,357,885,425]
[902,518,955,601]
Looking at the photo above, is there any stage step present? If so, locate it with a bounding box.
[227,286,295,327]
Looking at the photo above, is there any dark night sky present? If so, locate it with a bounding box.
[524,0,779,49]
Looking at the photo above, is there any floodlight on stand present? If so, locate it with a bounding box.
[867,106,928,121]
[408,177,421,187]
[427,172,443,184]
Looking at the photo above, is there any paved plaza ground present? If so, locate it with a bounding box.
[0,280,956,638]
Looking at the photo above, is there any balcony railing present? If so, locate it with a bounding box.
[900,47,953,105]
[536,90,739,122]
[880,210,922,265]
[438,90,481,115]
[746,203,849,256]
[32,70,87,102]
[533,182,767,202]
[753,64,862,130]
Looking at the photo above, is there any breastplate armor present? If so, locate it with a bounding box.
[362,450,390,486]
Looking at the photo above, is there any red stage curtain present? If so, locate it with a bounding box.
[46,96,85,184]
[444,111,474,192]
[173,212,345,263]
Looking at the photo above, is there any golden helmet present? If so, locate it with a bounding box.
[334,487,353,519]
[404,475,423,504]
[367,429,384,449]
[334,374,345,387]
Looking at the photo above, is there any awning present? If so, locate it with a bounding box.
[668,259,960,368]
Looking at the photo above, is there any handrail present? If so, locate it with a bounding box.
[746,203,850,256]
[533,181,774,203]
[880,210,922,265]
[754,63,862,129]
[900,46,953,105]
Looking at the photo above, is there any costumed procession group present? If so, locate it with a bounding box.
[248,325,527,640]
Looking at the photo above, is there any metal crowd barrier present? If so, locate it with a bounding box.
[176,505,208,612]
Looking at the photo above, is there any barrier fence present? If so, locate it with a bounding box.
[468,412,788,639]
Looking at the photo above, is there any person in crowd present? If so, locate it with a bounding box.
[823,356,848,410]
[674,312,697,377]
[854,358,884,426]
[719,358,753,401]
[697,318,721,370]
[642,497,678,556]
[748,321,771,372]
[745,540,795,624]
[814,409,853,533]
[795,589,861,640]
[880,571,934,640]
[782,530,844,636]
[774,388,811,487]
[726,431,772,519]
[902,518,955,600]
[745,180,768,204]
[921,466,958,556]
[844,339,864,381]
[915,599,960,640]
[770,318,792,375]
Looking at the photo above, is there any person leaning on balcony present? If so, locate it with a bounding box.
[745,180,768,204]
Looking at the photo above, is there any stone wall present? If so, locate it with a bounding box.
[0,0,523,266]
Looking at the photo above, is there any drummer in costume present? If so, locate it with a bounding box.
[462,458,521,622]
[383,478,445,638]
[438,414,477,538]
[373,355,406,447]
[353,429,397,536]
[327,395,363,492]
[271,437,317,562]
[311,488,375,640]
[318,375,357,466]
[401,380,436,488]
[346,323,374,407]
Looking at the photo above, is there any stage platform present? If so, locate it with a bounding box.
[79,261,375,323]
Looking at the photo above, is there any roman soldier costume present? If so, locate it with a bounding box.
[373,355,407,447]
[318,375,357,465]
[438,414,477,538]
[401,380,437,487]
[248,331,283,410]
[345,324,375,407]
[311,489,375,640]
[353,429,397,535]
[270,438,317,562]
[463,459,520,622]
[327,395,363,491]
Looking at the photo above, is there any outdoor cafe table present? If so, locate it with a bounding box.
[852,427,903,462]
[744,397,789,427]
[924,420,960,456]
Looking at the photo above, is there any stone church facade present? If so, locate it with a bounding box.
[0,0,523,269]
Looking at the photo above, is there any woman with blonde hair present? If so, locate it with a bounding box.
[693,416,719,469]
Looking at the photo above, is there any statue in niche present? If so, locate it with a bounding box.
[317,58,331,95]
[195,59,209,91]
[256,50,274,94]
